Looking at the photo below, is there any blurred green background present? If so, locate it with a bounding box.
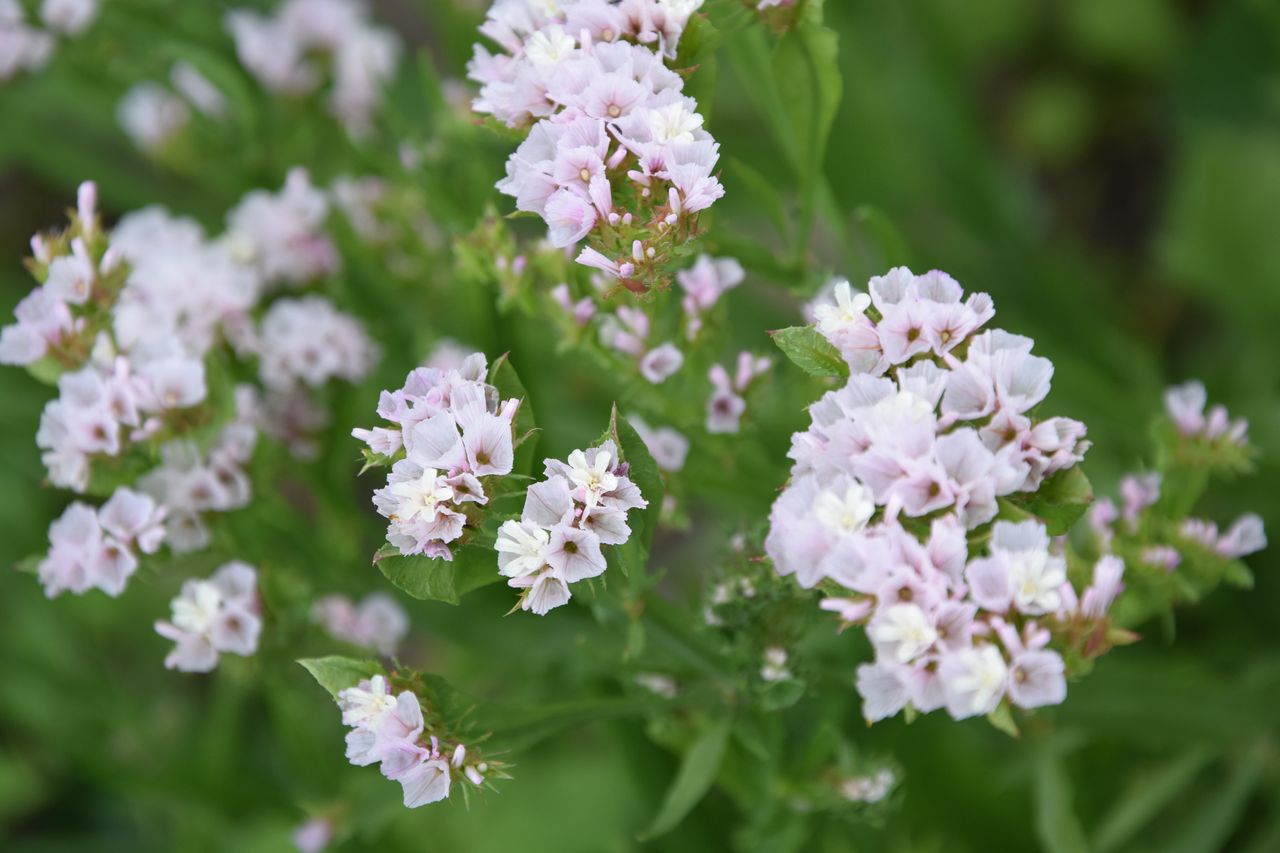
[1,0,1279,850]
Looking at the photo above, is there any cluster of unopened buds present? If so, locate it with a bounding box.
[472,0,723,290]
[337,676,492,808]
[768,267,1113,724]
[357,353,522,560]
[0,0,99,82]
[225,0,400,135]
[494,439,647,614]
[154,561,262,672]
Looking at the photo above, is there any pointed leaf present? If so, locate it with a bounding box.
[376,545,500,604]
[770,325,849,379]
[1007,466,1094,535]
[605,406,665,579]
[298,656,383,699]
[639,715,733,840]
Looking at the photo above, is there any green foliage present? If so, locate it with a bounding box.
[601,405,665,581]
[374,545,502,605]
[298,656,384,699]
[0,0,1277,851]
[769,325,849,379]
[639,715,734,840]
[1004,466,1094,535]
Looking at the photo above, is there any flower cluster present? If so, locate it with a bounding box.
[252,296,378,391]
[842,517,1124,722]
[472,0,723,287]
[630,415,688,473]
[37,487,165,598]
[336,676,488,808]
[1163,380,1249,448]
[0,0,99,82]
[225,0,400,135]
[357,353,521,560]
[707,351,771,433]
[7,187,253,493]
[137,387,259,553]
[599,306,684,383]
[494,440,647,614]
[118,62,228,151]
[225,168,338,287]
[312,593,410,655]
[1086,382,1265,597]
[767,268,1111,724]
[677,254,743,338]
[5,176,378,602]
[154,561,262,672]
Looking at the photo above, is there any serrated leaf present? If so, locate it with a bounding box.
[298,656,383,699]
[1007,466,1094,535]
[769,325,849,379]
[375,545,500,604]
[639,715,733,841]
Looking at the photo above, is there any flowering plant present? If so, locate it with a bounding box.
[0,1,1275,850]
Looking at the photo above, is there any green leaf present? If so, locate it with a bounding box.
[986,702,1021,738]
[1161,748,1268,853]
[359,448,396,475]
[1034,741,1090,853]
[1092,746,1216,853]
[375,544,501,604]
[771,5,841,255]
[1006,466,1094,535]
[605,406,665,580]
[853,204,913,269]
[490,352,539,476]
[25,356,65,386]
[639,715,733,841]
[297,656,383,699]
[13,554,40,575]
[85,452,155,498]
[759,678,806,712]
[674,12,722,121]
[771,5,842,181]
[727,157,791,243]
[769,325,849,379]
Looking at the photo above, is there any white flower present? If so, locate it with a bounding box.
[385,467,454,524]
[939,645,1008,719]
[867,604,937,665]
[564,447,619,507]
[814,279,872,339]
